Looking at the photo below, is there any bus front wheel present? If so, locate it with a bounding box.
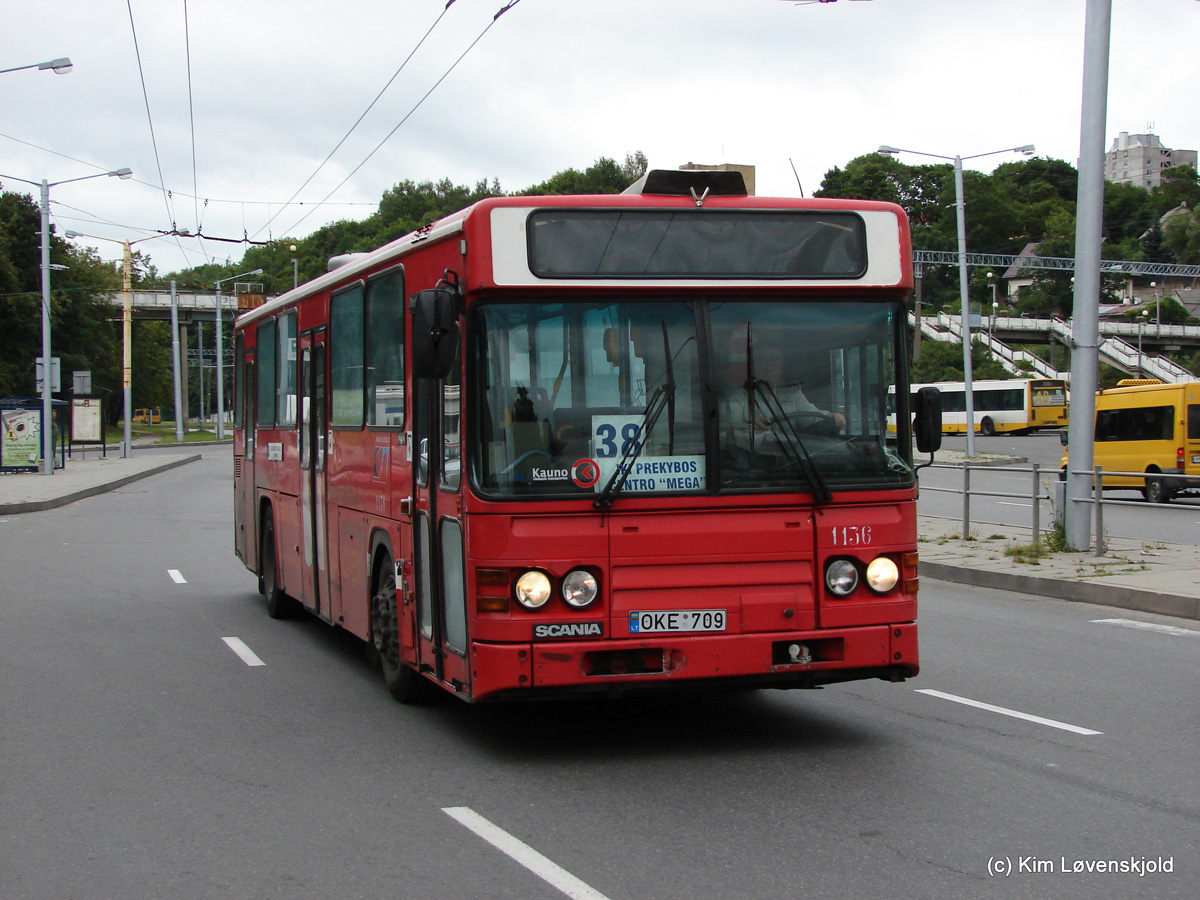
[370,558,431,703]
[980,416,995,436]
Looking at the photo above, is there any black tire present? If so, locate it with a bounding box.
[1145,474,1172,504]
[261,511,299,619]
[370,560,433,703]
[980,417,995,436]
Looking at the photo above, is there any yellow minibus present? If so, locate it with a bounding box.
[1062,379,1200,503]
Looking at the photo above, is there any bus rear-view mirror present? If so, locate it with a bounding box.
[411,287,459,379]
[914,386,942,454]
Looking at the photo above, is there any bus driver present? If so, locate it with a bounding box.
[722,341,845,454]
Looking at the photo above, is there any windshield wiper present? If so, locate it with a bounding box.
[750,377,832,504]
[739,320,831,504]
[594,323,676,510]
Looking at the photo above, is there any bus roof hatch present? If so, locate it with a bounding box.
[623,168,748,198]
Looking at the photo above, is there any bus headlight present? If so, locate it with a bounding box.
[825,559,859,597]
[865,556,900,593]
[514,570,552,609]
[561,569,599,608]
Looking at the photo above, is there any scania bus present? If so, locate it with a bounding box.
[911,377,1068,435]
[232,168,939,702]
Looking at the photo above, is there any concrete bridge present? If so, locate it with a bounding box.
[103,290,266,322]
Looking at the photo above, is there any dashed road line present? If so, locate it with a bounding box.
[916,688,1102,735]
[1092,617,1200,638]
[168,569,187,584]
[221,636,265,667]
[442,806,611,900]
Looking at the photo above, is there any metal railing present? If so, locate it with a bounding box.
[922,463,1050,545]
[924,462,1199,556]
[1063,466,1200,555]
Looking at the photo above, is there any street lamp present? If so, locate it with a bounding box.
[65,229,180,458]
[214,268,263,440]
[0,167,132,474]
[878,143,1035,456]
[986,271,999,339]
[0,57,73,76]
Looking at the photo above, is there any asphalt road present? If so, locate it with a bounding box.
[2,448,1197,899]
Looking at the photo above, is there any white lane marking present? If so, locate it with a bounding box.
[168,569,187,584]
[442,806,611,900]
[1092,617,1200,638]
[916,688,1102,736]
[997,501,1030,508]
[221,636,266,667]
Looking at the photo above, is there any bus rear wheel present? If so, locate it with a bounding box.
[370,559,431,703]
[980,416,995,436]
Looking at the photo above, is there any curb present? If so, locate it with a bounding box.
[921,561,1200,621]
[0,454,203,515]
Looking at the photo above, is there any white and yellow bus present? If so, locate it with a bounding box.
[911,378,1068,435]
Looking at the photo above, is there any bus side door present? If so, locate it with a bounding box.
[411,354,470,694]
[298,329,332,621]
[236,350,256,568]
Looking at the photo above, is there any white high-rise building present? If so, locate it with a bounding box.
[1104,132,1198,190]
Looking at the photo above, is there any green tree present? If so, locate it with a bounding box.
[912,339,1010,383]
[1161,205,1200,264]
[519,156,634,196]
[0,189,124,402]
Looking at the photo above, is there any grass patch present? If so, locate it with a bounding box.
[1004,542,1049,565]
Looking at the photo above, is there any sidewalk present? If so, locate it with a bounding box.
[0,452,201,514]
[918,516,1199,621]
[0,451,1196,621]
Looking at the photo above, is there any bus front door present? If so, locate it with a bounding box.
[298,330,332,621]
[412,371,470,695]
[235,352,255,568]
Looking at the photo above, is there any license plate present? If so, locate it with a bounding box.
[629,609,726,634]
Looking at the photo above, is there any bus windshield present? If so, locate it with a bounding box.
[470,298,912,499]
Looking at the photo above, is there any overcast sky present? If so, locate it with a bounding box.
[3,0,1198,278]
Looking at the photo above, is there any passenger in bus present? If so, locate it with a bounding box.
[721,341,845,453]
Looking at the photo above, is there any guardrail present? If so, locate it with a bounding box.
[1063,467,1200,555]
[922,463,1051,545]
[925,462,1199,557]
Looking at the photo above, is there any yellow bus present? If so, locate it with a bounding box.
[132,407,162,424]
[910,378,1068,435]
[1063,379,1200,503]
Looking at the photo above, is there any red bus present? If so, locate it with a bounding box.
[233,169,937,702]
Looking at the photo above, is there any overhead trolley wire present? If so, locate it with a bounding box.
[275,0,525,240]
[183,0,205,255]
[125,0,190,263]
[252,0,460,243]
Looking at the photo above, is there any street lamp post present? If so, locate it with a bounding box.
[1138,309,1147,374]
[65,229,179,457]
[0,167,132,474]
[0,57,73,76]
[214,269,263,440]
[878,144,1034,457]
